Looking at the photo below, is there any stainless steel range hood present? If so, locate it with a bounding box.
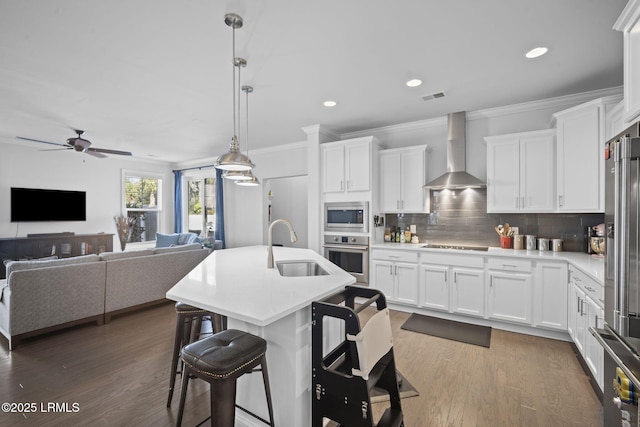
[423,111,486,189]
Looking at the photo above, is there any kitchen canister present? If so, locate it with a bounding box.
[538,238,550,251]
[525,235,537,250]
[551,239,563,252]
[513,234,524,250]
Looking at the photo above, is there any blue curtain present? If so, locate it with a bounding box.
[214,168,226,248]
[173,170,183,233]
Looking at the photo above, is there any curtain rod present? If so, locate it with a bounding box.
[172,164,217,173]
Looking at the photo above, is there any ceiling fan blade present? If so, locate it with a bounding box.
[85,150,107,158]
[38,147,73,152]
[16,136,68,147]
[88,147,132,156]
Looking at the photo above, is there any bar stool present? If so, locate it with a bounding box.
[176,329,275,427]
[166,302,226,407]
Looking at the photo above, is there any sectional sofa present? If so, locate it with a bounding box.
[0,243,210,350]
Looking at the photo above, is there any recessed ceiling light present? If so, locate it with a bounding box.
[406,79,422,87]
[525,47,548,59]
[323,100,337,107]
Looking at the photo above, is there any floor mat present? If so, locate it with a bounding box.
[370,371,419,403]
[401,313,491,348]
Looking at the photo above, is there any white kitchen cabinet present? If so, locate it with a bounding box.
[379,145,428,213]
[420,253,485,318]
[606,100,625,140]
[487,258,533,325]
[553,99,604,212]
[614,0,640,122]
[450,268,485,317]
[585,296,604,391]
[535,262,568,331]
[322,137,373,194]
[419,264,449,311]
[485,129,555,213]
[567,265,604,391]
[572,284,588,354]
[371,250,418,305]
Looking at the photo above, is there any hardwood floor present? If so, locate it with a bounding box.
[0,303,602,426]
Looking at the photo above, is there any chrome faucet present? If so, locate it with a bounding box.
[267,219,298,268]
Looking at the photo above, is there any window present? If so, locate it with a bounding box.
[184,172,216,238]
[122,171,162,243]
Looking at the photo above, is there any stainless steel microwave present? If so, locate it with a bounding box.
[324,202,368,232]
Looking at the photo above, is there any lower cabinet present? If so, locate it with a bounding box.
[371,250,418,305]
[487,258,533,325]
[535,262,568,331]
[568,265,604,391]
[420,254,485,317]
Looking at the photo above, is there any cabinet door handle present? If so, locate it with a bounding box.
[490,276,493,287]
[577,295,580,313]
[346,180,350,190]
[340,181,344,191]
[395,265,398,276]
[389,265,393,276]
[444,271,448,283]
[559,195,564,207]
[595,315,600,328]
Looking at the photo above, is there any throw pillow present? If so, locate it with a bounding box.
[177,233,198,245]
[156,233,180,248]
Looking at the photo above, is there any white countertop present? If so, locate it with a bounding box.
[166,245,356,326]
[371,243,604,283]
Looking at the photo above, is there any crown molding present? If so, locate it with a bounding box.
[339,86,624,140]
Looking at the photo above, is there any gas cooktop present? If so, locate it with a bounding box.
[421,244,489,251]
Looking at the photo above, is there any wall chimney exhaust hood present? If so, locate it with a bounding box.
[423,111,486,190]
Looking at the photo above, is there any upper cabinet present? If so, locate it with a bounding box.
[485,129,556,213]
[379,145,428,213]
[553,98,612,212]
[614,0,640,123]
[322,137,375,196]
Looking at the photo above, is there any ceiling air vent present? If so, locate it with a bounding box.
[421,91,446,101]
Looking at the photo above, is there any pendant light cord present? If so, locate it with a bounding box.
[232,24,237,138]
[245,86,250,156]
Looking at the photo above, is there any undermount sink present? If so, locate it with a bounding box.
[276,260,329,277]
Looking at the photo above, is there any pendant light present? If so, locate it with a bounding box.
[237,85,260,187]
[215,13,254,172]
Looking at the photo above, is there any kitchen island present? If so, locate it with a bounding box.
[166,245,355,426]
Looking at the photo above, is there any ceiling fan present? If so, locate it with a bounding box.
[16,130,132,158]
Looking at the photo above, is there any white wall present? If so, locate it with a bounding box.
[223,142,308,248]
[265,176,308,248]
[0,143,173,250]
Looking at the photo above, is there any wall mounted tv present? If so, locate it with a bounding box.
[11,187,86,222]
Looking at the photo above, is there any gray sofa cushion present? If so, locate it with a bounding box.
[5,254,100,277]
[99,249,154,261]
[153,243,202,254]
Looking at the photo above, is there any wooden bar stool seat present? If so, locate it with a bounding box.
[176,329,275,427]
[166,302,226,407]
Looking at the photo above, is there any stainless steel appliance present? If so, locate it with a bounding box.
[323,235,369,284]
[324,202,368,233]
[592,122,640,426]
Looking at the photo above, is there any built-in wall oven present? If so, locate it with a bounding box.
[323,235,369,285]
[324,202,368,233]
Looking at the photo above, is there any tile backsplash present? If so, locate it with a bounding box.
[384,188,603,252]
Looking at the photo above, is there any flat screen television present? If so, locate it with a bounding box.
[11,187,86,222]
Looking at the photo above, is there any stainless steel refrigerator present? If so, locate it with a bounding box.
[593,121,640,425]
